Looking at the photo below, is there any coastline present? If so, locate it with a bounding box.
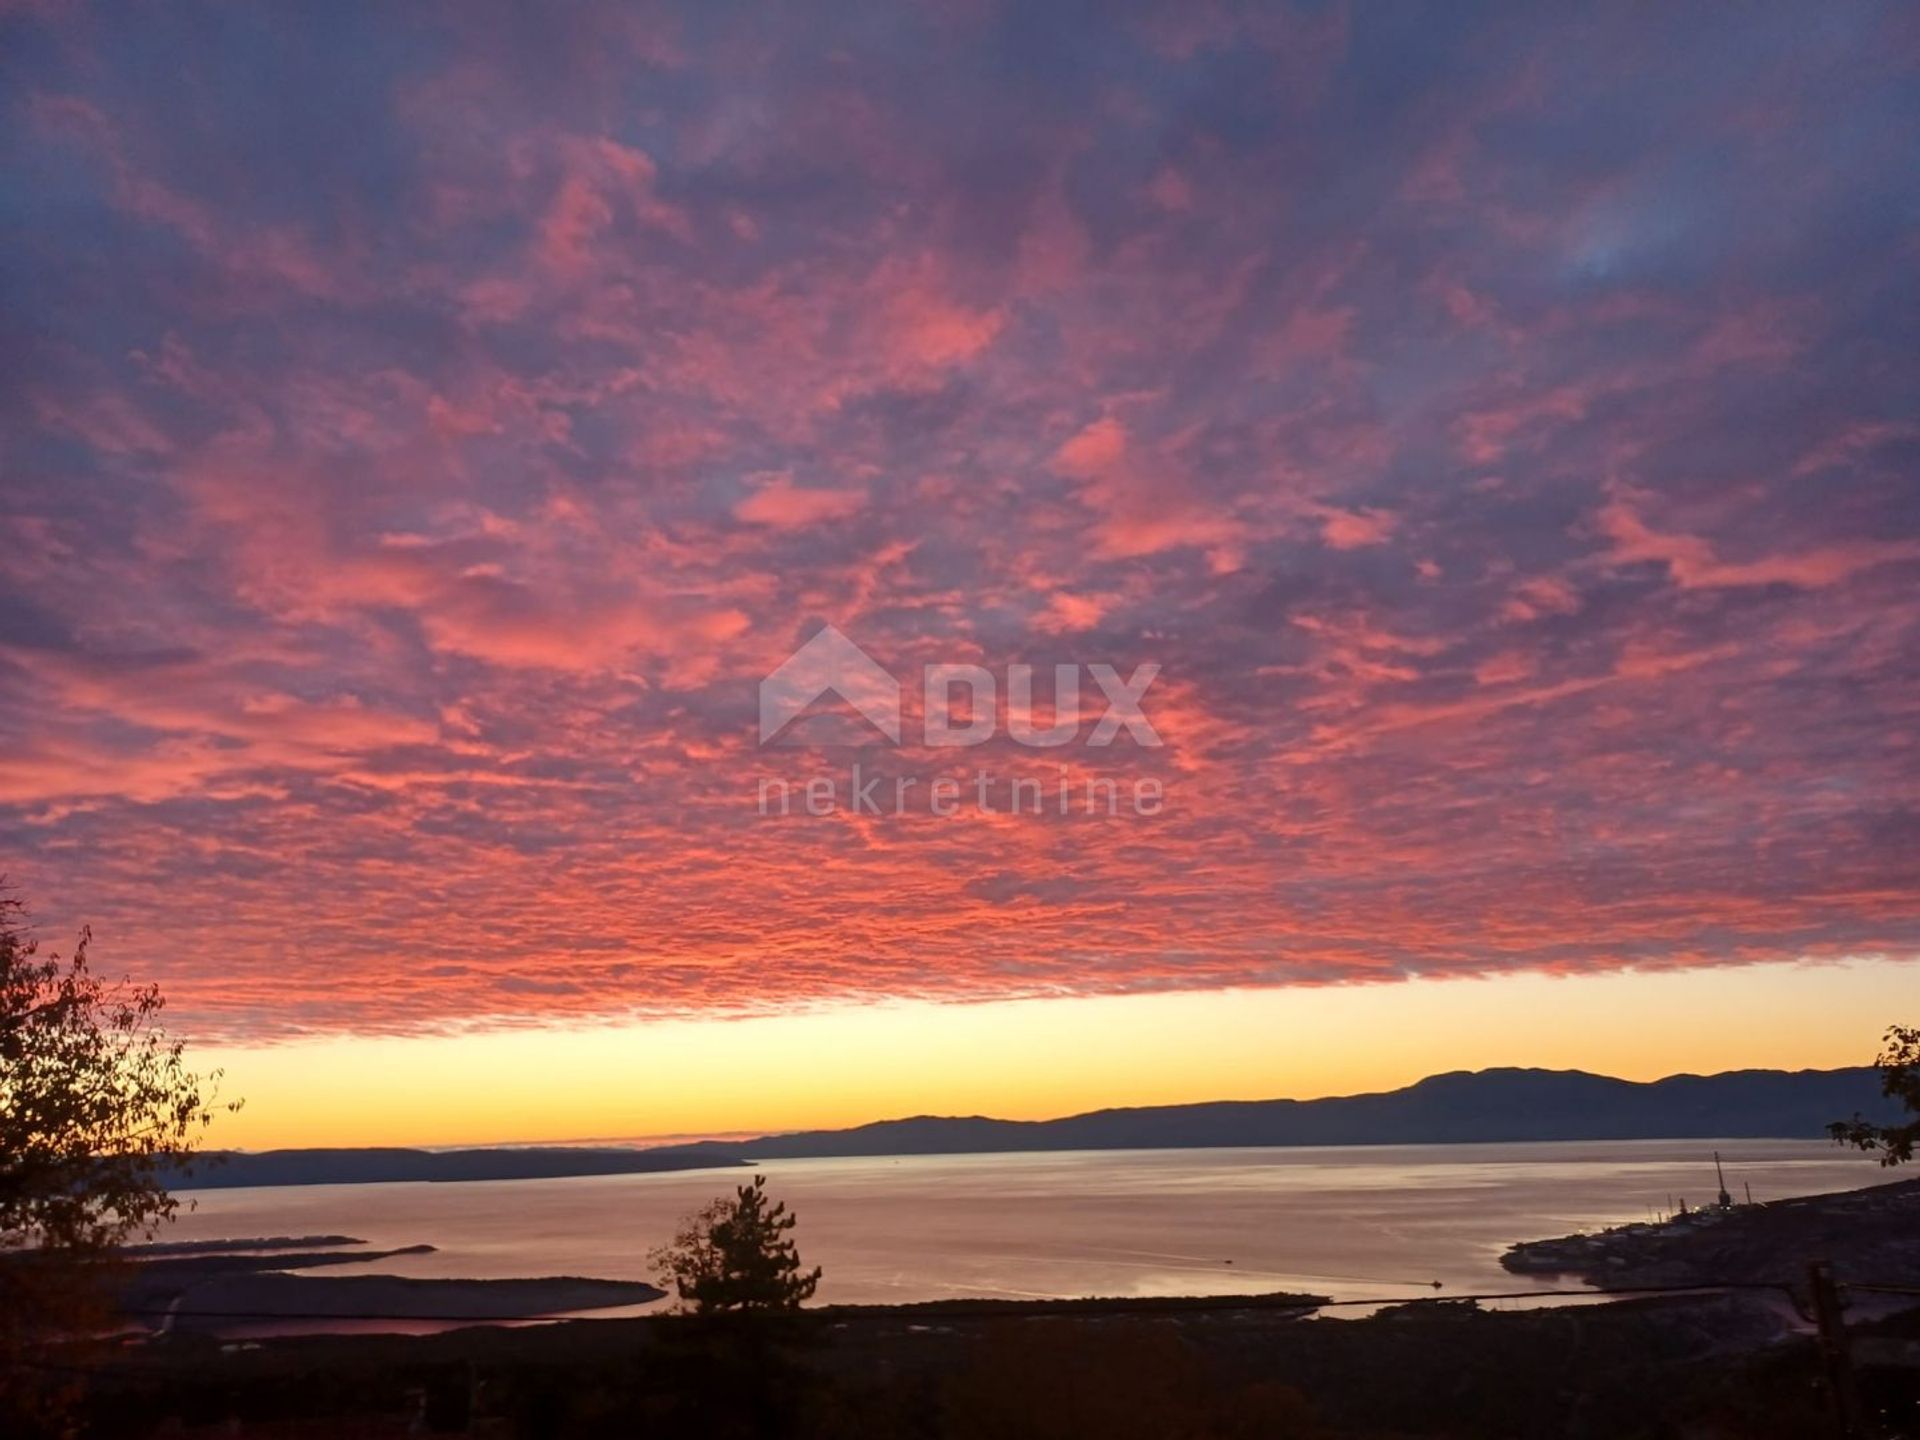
[130,1165,1920,1340]
[74,1170,1920,1432]
[147,1137,1885,1320]
[1502,1175,1920,1291]
[113,1240,669,1335]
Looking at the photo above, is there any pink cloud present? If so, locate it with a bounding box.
[734,474,867,528]
[1053,417,1128,476]
[1315,505,1397,550]
[1596,490,1920,591]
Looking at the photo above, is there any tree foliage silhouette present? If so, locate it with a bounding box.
[1830,1024,1920,1166]
[1,891,233,1434]
[652,1173,822,1313]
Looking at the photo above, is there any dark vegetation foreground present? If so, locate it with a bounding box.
[63,1289,1920,1440]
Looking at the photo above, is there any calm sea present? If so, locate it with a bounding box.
[164,1139,1882,1319]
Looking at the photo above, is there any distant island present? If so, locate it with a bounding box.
[160,1144,743,1190]
[168,1066,1897,1191]
[679,1065,1896,1160]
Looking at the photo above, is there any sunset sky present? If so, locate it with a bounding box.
[3,3,1916,1149]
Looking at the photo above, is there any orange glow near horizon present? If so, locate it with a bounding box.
[196,958,1914,1150]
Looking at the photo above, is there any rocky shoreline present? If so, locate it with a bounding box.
[1501,1175,1920,1290]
